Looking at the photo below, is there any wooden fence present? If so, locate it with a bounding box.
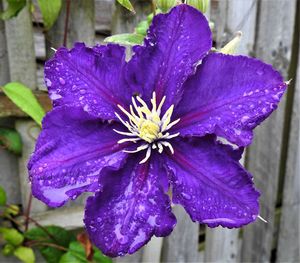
[0,0,299,262]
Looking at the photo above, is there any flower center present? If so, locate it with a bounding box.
[114,92,180,163]
[139,119,160,143]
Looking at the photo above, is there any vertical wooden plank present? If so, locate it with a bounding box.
[205,228,240,263]
[0,2,20,204]
[205,1,257,262]
[0,1,9,84]
[209,0,228,48]
[226,0,257,55]
[161,206,199,263]
[114,250,143,263]
[95,0,114,33]
[15,121,46,213]
[277,25,300,262]
[241,0,297,262]
[111,0,152,35]
[45,0,95,58]
[4,1,47,213]
[4,1,36,89]
[68,0,95,46]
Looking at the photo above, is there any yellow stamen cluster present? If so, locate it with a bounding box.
[114,92,180,163]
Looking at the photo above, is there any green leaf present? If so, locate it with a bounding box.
[37,0,62,30]
[68,241,87,261]
[0,128,22,155]
[38,246,64,263]
[25,226,75,246]
[13,246,35,263]
[135,20,149,36]
[0,0,26,20]
[0,228,24,246]
[2,243,15,256]
[0,185,7,205]
[93,247,112,263]
[1,82,45,126]
[59,252,84,263]
[59,241,112,263]
[104,33,144,46]
[116,0,135,13]
[25,226,75,263]
[187,0,209,13]
[4,204,20,216]
[59,241,86,263]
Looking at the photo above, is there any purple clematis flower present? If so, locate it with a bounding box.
[28,4,286,257]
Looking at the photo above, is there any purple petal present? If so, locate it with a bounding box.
[45,43,129,120]
[125,4,211,111]
[84,154,176,257]
[165,136,260,228]
[174,53,287,146]
[28,106,127,207]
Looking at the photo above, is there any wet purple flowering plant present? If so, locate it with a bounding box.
[28,4,286,257]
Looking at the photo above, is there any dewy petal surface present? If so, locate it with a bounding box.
[125,4,212,111]
[165,136,260,228]
[174,53,287,146]
[28,106,127,207]
[45,43,128,120]
[84,154,176,257]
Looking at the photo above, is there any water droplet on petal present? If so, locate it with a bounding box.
[59,78,66,85]
[256,69,263,75]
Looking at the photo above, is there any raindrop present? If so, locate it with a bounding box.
[182,192,191,200]
[59,78,66,85]
[256,69,263,76]
[89,226,97,232]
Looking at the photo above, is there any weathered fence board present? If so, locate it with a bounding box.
[95,0,114,33]
[241,0,297,262]
[226,0,257,56]
[0,2,21,206]
[277,22,300,262]
[15,121,47,214]
[161,206,199,263]
[45,0,95,58]
[111,0,152,35]
[0,1,9,84]
[4,2,36,89]
[4,1,48,214]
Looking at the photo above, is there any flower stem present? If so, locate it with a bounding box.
[24,192,32,232]
[26,240,68,251]
[63,0,71,47]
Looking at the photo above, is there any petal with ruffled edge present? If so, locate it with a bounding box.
[45,43,128,120]
[174,53,287,146]
[28,106,127,207]
[125,4,212,111]
[165,136,260,228]
[84,154,176,257]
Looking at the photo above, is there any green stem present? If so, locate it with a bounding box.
[27,241,68,251]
